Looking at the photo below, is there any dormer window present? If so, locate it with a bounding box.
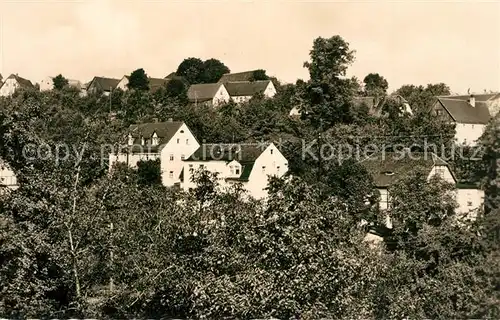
[152,132,159,146]
[127,134,133,146]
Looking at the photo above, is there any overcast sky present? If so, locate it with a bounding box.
[0,0,499,94]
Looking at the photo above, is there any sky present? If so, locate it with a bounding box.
[0,0,499,94]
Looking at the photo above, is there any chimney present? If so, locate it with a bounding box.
[168,118,173,122]
[469,94,475,107]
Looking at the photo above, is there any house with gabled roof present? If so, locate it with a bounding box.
[433,93,500,145]
[187,83,230,107]
[360,150,484,243]
[85,76,120,96]
[0,74,35,97]
[225,80,277,103]
[182,142,288,199]
[39,76,83,91]
[109,119,200,186]
[116,75,170,93]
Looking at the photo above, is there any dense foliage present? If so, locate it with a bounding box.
[0,34,498,318]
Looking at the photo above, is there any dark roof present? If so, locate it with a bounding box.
[128,121,184,144]
[352,96,384,116]
[148,77,168,92]
[187,83,223,102]
[437,98,491,124]
[218,70,258,83]
[186,143,268,162]
[224,80,271,97]
[88,76,120,92]
[5,74,34,89]
[361,151,452,188]
[437,93,500,102]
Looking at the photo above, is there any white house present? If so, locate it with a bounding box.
[433,93,500,146]
[116,75,169,93]
[39,76,83,91]
[361,151,484,243]
[109,120,200,187]
[187,83,230,107]
[0,160,18,191]
[0,74,35,97]
[224,80,276,103]
[182,142,288,200]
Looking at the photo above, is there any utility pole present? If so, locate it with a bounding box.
[109,86,112,113]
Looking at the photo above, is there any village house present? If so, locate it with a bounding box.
[116,75,169,93]
[187,83,230,107]
[433,93,500,145]
[361,151,484,243]
[224,80,277,103]
[0,160,18,191]
[218,70,260,83]
[85,76,120,96]
[0,74,35,97]
[182,142,288,200]
[109,119,200,187]
[39,76,84,91]
[289,94,413,117]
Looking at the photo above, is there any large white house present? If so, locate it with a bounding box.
[109,120,200,186]
[0,74,35,97]
[433,93,500,146]
[224,80,276,103]
[361,151,484,241]
[182,142,288,200]
[187,83,230,107]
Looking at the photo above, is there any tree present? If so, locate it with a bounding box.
[136,159,162,186]
[303,35,355,84]
[53,74,69,91]
[395,83,450,114]
[165,78,187,99]
[250,69,269,81]
[363,73,388,97]
[176,58,204,84]
[201,58,230,83]
[127,68,149,91]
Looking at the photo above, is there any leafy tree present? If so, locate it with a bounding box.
[363,73,388,97]
[136,159,162,186]
[53,74,69,90]
[395,83,450,114]
[127,68,149,91]
[250,69,269,81]
[164,78,187,100]
[201,58,230,83]
[176,57,204,84]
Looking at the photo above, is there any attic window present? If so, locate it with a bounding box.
[180,130,184,133]
[383,171,395,176]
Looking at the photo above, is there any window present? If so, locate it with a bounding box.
[472,124,475,129]
[277,166,280,172]
[230,165,234,174]
[235,168,240,175]
[467,201,473,207]
[177,138,180,144]
[169,154,174,161]
[180,130,184,133]
[270,149,273,155]
[189,164,194,172]
[199,164,204,169]
[262,166,266,173]
[169,171,173,178]
[181,154,185,160]
[436,109,443,116]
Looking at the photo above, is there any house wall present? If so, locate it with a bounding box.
[39,77,54,91]
[245,144,289,199]
[432,101,454,121]
[454,123,486,146]
[0,78,19,96]
[455,188,484,220]
[116,77,128,91]
[263,81,277,98]
[427,165,456,183]
[159,123,200,186]
[212,85,230,106]
[0,161,18,190]
[289,106,301,117]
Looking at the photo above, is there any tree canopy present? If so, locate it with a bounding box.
[127,68,149,91]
